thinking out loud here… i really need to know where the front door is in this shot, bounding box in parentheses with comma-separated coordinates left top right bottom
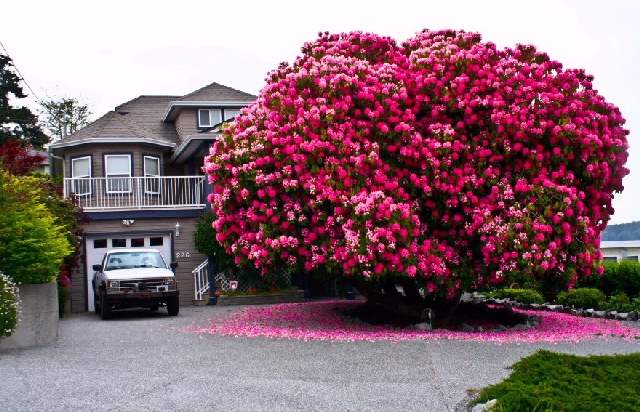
(85, 234, 172, 311)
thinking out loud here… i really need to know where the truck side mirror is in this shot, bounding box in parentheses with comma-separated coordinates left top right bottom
(170, 262, 178, 270)
(92, 264, 102, 271)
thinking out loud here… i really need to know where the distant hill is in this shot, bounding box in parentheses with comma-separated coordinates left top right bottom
(601, 221, 640, 241)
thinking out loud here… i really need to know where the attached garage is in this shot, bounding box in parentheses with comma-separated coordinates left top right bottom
(84, 232, 173, 311)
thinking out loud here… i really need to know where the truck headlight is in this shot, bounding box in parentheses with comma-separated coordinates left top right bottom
(108, 280, 120, 289)
(164, 278, 176, 286)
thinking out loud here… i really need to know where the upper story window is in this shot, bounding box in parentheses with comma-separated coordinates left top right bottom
(144, 155, 160, 194)
(198, 109, 222, 128)
(223, 109, 241, 121)
(105, 154, 132, 194)
(71, 156, 91, 196)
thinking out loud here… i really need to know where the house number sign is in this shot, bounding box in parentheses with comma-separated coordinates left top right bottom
(175, 251, 191, 259)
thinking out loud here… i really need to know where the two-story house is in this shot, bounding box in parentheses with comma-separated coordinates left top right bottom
(49, 82, 255, 312)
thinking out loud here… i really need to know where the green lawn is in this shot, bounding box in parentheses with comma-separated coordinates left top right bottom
(473, 350, 640, 411)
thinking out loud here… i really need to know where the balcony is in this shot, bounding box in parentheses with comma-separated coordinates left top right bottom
(63, 176, 207, 211)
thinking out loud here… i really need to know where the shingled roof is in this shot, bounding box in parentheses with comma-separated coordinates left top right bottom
(179, 81, 256, 102)
(50, 82, 255, 149)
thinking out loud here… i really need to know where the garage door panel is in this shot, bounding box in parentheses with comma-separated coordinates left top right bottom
(85, 234, 172, 311)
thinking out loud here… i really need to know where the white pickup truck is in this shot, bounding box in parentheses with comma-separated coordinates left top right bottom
(92, 249, 179, 319)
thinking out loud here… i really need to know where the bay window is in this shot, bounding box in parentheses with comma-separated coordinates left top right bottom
(144, 155, 161, 194)
(71, 156, 91, 195)
(105, 154, 132, 193)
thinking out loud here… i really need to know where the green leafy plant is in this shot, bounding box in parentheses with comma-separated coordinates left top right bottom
(473, 350, 640, 411)
(491, 288, 545, 304)
(194, 211, 234, 273)
(0, 171, 72, 284)
(556, 288, 606, 310)
(579, 260, 640, 298)
(0, 272, 19, 337)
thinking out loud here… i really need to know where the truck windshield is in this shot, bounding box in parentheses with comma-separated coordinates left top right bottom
(104, 251, 167, 270)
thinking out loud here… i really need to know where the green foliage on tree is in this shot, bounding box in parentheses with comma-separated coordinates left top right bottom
(194, 211, 234, 272)
(0, 272, 19, 337)
(41, 97, 90, 141)
(0, 171, 72, 284)
(0, 54, 48, 148)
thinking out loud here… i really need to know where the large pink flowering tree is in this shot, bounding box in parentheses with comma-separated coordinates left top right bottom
(204, 30, 629, 317)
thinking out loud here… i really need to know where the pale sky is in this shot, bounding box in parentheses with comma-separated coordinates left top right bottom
(2, 0, 638, 224)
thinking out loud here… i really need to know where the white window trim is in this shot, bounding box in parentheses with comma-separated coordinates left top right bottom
(198, 109, 222, 128)
(104, 154, 132, 194)
(71, 156, 92, 196)
(143, 155, 161, 195)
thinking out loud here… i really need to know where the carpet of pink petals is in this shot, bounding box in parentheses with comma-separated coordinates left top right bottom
(189, 301, 640, 343)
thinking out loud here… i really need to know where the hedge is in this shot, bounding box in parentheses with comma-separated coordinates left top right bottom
(578, 260, 640, 298)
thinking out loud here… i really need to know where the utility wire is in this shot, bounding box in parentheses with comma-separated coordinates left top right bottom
(0, 38, 66, 142)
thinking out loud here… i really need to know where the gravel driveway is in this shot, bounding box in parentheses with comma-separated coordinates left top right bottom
(1, 304, 639, 411)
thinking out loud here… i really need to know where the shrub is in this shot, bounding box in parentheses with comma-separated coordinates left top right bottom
(492, 288, 545, 304)
(204, 30, 628, 311)
(579, 260, 640, 298)
(557, 288, 606, 310)
(0, 171, 72, 284)
(0, 272, 20, 337)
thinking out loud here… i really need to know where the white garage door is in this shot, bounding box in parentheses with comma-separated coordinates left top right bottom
(85, 234, 172, 311)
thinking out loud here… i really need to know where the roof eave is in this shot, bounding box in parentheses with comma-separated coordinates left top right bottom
(49, 138, 176, 151)
(162, 100, 253, 122)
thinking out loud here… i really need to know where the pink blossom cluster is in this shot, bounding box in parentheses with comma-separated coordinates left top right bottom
(189, 301, 640, 343)
(204, 30, 629, 296)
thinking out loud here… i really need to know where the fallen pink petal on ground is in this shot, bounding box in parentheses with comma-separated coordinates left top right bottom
(188, 301, 640, 343)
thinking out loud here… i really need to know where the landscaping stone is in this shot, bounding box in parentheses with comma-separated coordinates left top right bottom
(546, 304, 563, 311)
(607, 311, 618, 319)
(413, 322, 432, 331)
(616, 313, 629, 321)
(585, 308, 595, 316)
(471, 399, 497, 412)
(0, 282, 58, 351)
(461, 323, 475, 332)
(628, 312, 639, 321)
(593, 311, 606, 318)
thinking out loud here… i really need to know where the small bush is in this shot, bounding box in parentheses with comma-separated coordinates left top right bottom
(0, 171, 72, 284)
(579, 260, 640, 298)
(0, 272, 20, 337)
(556, 288, 606, 310)
(492, 288, 545, 304)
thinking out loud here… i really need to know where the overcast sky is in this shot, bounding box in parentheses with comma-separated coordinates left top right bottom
(2, 0, 638, 224)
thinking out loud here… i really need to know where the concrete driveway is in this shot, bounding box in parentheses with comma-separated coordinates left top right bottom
(1, 304, 639, 411)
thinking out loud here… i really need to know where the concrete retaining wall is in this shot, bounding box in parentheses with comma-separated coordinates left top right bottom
(0, 283, 58, 351)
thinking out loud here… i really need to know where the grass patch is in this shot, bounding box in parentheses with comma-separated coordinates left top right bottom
(474, 350, 640, 411)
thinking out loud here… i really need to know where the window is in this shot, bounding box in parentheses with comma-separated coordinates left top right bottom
(112, 238, 126, 248)
(105, 251, 166, 270)
(131, 238, 145, 247)
(105, 154, 132, 193)
(71, 156, 91, 195)
(144, 156, 161, 194)
(603, 256, 618, 262)
(223, 109, 241, 121)
(93, 239, 107, 249)
(623, 256, 639, 262)
(149, 237, 164, 247)
(198, 109, 222, 127)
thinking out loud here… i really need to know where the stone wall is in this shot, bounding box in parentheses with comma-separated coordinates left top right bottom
(0, 283, 58, 351)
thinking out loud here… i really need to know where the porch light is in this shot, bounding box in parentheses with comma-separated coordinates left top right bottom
(175, 222, 181, 237)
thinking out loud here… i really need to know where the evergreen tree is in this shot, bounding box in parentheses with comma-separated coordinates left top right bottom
(0, 53, 48, 148)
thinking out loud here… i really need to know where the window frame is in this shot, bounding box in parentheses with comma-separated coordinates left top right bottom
(197, 109, 222, 128)
(70, 155, 92, 196)
(143, 155, 161, 195)
(223, 108, 241, 121)
(104, 154, 133, 194)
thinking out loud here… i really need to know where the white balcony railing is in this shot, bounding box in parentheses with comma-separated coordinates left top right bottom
(63, 176, 207, 211)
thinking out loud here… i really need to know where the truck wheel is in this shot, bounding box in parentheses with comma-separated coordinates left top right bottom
(100, 292, 112, 320)
(167, 297, 179, 316)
